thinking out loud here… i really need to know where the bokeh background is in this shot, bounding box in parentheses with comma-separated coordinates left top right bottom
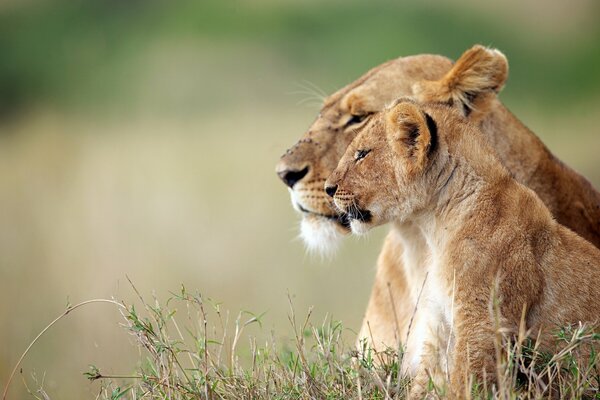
(1, 0, 599, 397)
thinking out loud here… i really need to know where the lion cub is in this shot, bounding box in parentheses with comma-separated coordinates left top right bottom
(325, 99, 600, 397)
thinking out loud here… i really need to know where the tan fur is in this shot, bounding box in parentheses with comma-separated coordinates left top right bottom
(413, 45, 600, 248)
(276, 45, 600, 356)
(276, 54, 453, 224)
(412, 45, 508, 119)
(327, 99, 600, 398)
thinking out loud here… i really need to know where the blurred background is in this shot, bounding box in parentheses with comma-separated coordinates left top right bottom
(1, 0, 599, 397)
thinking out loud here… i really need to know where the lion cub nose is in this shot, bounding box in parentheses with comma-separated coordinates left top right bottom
(277, 166, 309, 188)
(325, 184, 338, 197)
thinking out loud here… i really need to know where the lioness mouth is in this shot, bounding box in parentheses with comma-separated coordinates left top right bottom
(298, 204, 352, 229)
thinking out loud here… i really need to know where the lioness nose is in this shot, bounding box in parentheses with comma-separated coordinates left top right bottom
(277, 166, 309, 188)
(325, 184, 337, 197)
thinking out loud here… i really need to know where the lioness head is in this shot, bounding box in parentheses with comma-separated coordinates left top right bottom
(276, 54, 453, 253)
(277, 45, 509, 254)
(325, 99, 467, 232)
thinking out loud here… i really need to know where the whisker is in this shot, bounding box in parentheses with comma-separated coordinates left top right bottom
(299, 79, 328, 99)
(326, 199, 342, 214)
(285, 80, 329, 112)
(286, 84, 325, 110)
(287, 89, 323, 99)
(296, 98, 325, 108)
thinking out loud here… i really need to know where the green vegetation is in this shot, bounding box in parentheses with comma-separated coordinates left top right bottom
(1, 0, 599, 116)
(8, 285, 600, 399)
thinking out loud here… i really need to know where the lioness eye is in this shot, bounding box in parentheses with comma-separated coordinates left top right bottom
(345, 114, 366, 127)
(355, 149, 371, 161)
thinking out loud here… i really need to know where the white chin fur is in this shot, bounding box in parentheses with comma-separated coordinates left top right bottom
(350, 219, 371, 236)
(300, 216, 344, 257)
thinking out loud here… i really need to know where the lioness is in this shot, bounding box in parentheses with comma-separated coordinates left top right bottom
(325, 98, 600, 398)
(276, 45, 600, 353)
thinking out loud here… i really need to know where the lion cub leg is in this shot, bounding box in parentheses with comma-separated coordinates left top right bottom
(448, 300, 498, 398)
(408, 318, 452, 399)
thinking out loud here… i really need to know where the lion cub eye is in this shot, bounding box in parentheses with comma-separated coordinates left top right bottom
(355, 149, 371, 161)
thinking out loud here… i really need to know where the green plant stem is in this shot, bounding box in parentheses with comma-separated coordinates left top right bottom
(2, 299, 126, 400)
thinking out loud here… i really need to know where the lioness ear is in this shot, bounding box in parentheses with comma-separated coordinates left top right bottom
(386, 100, 437, 174)
(412, 45, 508, 116)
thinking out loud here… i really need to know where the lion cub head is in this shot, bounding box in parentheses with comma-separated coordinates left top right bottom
(325, 99, 464, 233)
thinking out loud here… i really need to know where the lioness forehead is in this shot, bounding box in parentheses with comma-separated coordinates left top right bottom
(322, 54, 453, 111)
(322, 58, 398, 109)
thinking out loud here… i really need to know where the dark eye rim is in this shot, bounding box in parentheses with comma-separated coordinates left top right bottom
(355, 149, 371, 161)
(345, 113, 372, 127)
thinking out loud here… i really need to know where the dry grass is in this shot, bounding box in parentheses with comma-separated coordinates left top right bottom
(7, 282, 600, 400)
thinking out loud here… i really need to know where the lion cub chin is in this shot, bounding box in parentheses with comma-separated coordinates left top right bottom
(325, 98, 600, 398)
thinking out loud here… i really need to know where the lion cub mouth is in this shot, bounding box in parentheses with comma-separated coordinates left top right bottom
(346, 206, 372, 223)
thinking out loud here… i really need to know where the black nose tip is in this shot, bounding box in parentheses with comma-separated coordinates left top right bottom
(325, 184, 337, 197)
(277, 166, 309, 188)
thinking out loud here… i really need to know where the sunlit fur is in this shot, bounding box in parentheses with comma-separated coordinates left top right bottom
(299, 215, 343, 257)
(277, 45, 600, 358)
(276, 53, 454, 253)
(348, 219, 370, 236)
(413, 45, 600, 247)
(328, 99, 600, 398)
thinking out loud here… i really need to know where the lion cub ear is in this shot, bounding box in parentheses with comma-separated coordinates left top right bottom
(386, 100, 437, 174)
(412, 45, 508, 117)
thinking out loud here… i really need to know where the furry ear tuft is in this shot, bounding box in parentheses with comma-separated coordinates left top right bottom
(412, 45, 508, 114)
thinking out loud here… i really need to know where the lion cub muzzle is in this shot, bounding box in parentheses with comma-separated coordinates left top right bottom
(328, 187, 372, 223)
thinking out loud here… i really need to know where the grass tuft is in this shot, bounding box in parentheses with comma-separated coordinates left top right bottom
(7, 284, 600, 399)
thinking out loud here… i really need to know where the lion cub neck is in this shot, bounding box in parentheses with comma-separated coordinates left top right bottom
(413, 44, 600, 248)
(412, 114, 541, 256)
(384, 101, 600, 396)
